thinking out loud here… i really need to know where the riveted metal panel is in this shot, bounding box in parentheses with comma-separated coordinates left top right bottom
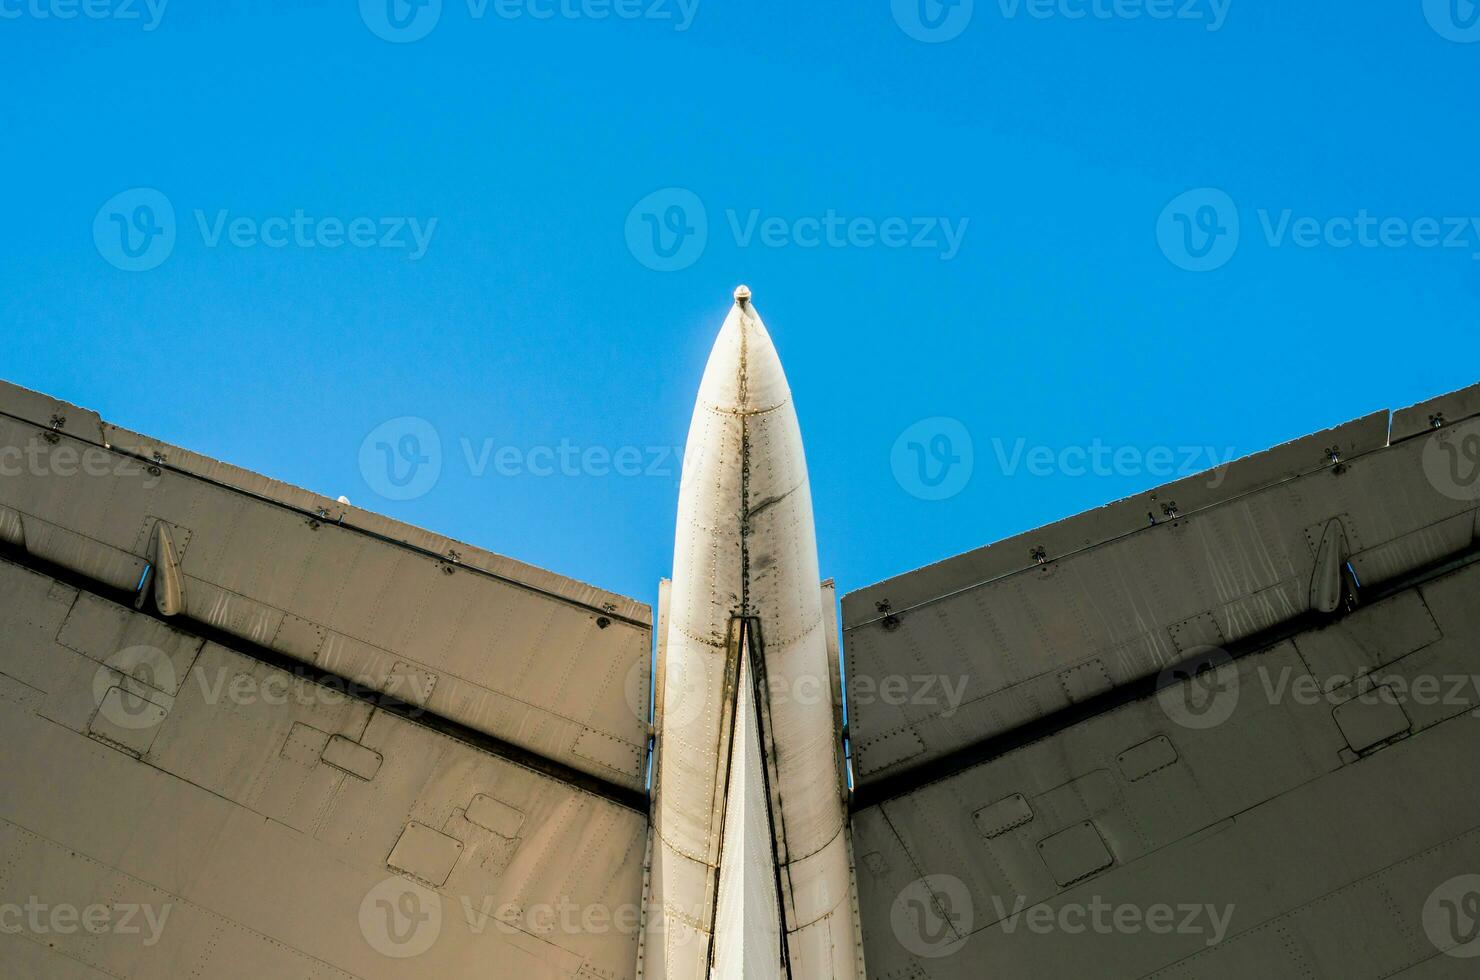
(0, 382, 654, 793)
(321, 735, 382, 780)
(1391, 381, 1480, 442)
(1036, 821, 1113, 887)
(852, 558, 1480, 979)
(0, 379, 106, 445)
(387, 821, 465, 887)
(466, 794, 525, 838)
(1332, 686, 1411, 753)
(843, 398, 1479, 794)
(0, 559, 649, 978)
(1116, 735, 1179, 782)
(972, 795, 1034, 840)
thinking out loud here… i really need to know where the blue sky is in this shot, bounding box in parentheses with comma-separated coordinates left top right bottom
(3, 1, 1478, 607)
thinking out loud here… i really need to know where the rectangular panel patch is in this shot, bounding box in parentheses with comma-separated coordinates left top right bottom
(89, 687, 168, 756)
(1333, 686, 1410, 753)
(1169, 611, 1224, 653)
(1037, 821, 1114, 887)
(57, 591, 202, 694)
(388, 822, 464, 887)
(321, 735, 382, 780)
(386, 661, 438, 707)
(280, 722, 330, 767)
(1117, 735, 1179, 781)
(973, 794, 1034, 839)
(1296, 590, 1442, 682)
(466, 794, 524, 839)
(572, 730, 642, 776)
(271, 614, 327, 662)
(856, 728, 926, 775)
(1059, 659, 1112, 704)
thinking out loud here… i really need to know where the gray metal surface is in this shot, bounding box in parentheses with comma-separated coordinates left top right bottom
(851, 560, 1480, 977)
(845, 385, 1480, 977)
(0, 557, 647, 978)
(844, 399, 1478, 792)
(0, 381, 652, 794)
(0, 378, 656, 977)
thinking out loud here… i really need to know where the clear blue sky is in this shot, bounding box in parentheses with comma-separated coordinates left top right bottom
(4, 1, 1477, 607)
